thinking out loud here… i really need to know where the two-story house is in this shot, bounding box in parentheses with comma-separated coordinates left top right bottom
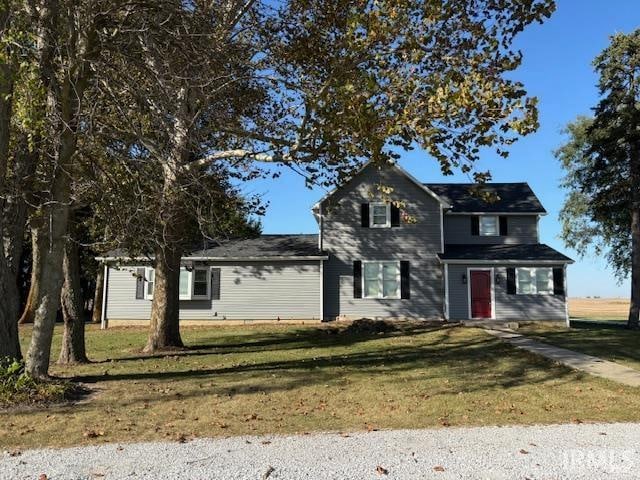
(97, 161, 573, 326)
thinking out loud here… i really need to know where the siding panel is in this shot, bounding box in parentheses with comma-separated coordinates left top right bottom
(443, 215, 538, 244)
(322, 164, 444, 319)
(106, 261, 321, 321)
(447, 264, 566, 321)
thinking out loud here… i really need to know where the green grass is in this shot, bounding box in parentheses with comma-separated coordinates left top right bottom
(518, 322, 640, 371)
(4, 322, 640, 450)
(0, 360, 74, 408)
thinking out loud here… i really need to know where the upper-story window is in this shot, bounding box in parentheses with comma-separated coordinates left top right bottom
(370, 203, 391, 228)
(479, 215, 499, 236)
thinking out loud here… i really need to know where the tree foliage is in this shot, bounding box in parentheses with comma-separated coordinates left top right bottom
(557, 30, 640, 327)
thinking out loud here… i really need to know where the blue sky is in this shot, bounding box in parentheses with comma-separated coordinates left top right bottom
(245, 0, 638, 298)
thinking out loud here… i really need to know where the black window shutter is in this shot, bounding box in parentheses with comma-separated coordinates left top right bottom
(390, 204, 401, 227)
(506, 268, 516, 294)
(361, 203, 370, 228)
(353, 261, 362, 298)
(499, 216, 508, 236)
(471, 216, 480, 236)
(211, 268, 221, 300)
(135, 268, 145, 299)
(400, 261, 410, 299)
(553, 267, 565, 295)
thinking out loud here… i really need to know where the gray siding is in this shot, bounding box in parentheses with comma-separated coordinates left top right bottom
(447, 264, 566, 321)
(443, 215, 538, 244)
(105, 260, 321, 321)
(322, 164, 444, 319)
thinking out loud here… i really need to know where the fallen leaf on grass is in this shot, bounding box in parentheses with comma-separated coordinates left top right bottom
(433, 465, 445, 472)
(83, 430, 105, 439)
(175, 433, 188, 443)
(376, 466, 389, 475)
(262, 466, 275, 479)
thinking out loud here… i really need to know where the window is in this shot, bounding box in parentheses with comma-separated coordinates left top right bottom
(192, 268, 210, 299)
(370, 203, 390, 228)
(145, 268, 155, 299)
(179, 270, 191, 300)
(479, 216, 498, 236)
(144, 266, 211, 300)
(516, 267, 553, 295)
(363, 261, 400, 299)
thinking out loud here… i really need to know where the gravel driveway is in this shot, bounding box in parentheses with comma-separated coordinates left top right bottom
(2, 423, 639, 479)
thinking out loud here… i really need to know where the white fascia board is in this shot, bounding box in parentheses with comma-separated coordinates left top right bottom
(438, 258, 574, 265)
(445, 211, 547, 216)
(96, 255, 329, 262)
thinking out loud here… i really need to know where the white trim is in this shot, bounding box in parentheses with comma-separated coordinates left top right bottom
(369, 202, 391, 228)
(362, 260, 401, 299)
(514, 267, 553, 295)
(145, 267, 155, 300)
(191, 267, 211, 300)
(440, 259, 574, 265)
(445, 211, 547, 216)
(96, 255, 329, 262)
(443, 263, 450, 320)
(564, 264, 570, 327)
(439, 203, 444, 253)
(311, 160, 450, 210)
(100, 264, 109, 330)
(467, 267, 495, 320)
(319, 260, 324, 321)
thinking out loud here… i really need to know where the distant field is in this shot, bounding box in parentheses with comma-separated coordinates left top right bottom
(569, 297, 629, 320)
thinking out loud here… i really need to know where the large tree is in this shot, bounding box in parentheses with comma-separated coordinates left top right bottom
(557, 30, 640, 329)
(93, 0, 554, 352)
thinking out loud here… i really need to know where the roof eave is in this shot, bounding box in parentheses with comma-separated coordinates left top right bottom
(437, 258, 574, 265)
(95, 255, 328, 262)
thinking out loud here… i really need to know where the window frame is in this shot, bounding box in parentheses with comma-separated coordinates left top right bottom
(144, 267, 155, 300)
(191, 267, 211, 300)
(144, 266, 211, 300)
(369, 202, 391, 228)
(479, 215, 499, 236)
(362, 261, 401, 299)
(515, 267, 553, 295)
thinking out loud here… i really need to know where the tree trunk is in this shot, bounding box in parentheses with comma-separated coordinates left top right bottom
(58, 235, 88, 364)
(0, 10, 20, 362)
(91, 264, 104, 324)
(25, 128, 74, 378)
(19, 226, 45, 324)
(628, 152, 640, 329)
(144, 246, 184, 352)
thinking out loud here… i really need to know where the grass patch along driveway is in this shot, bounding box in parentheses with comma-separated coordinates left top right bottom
(4, 322, 640, 450)
(518, 322, 640, 371)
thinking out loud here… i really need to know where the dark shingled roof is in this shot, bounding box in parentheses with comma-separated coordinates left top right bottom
(425, 183, 546, 214)
(438, 244, 573, 263)
(188, 234, 322, 258)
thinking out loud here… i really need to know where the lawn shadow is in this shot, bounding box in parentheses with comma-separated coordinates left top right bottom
(73, 324, 581, 406)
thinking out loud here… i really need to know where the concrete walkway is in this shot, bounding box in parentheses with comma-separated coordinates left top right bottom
(485, 328, 640, 387)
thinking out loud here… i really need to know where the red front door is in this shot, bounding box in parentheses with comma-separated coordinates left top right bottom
(470, 270, 492, 319)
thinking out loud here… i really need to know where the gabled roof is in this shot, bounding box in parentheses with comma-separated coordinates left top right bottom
(438, 244, 573, 264)
(313, 161, 449, 210)
(97, 234, 325, 261)
(189, 234, 322, 259)
(425, 183, 546, 214)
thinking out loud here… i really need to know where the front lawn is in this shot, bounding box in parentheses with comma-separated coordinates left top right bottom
(517, 322, 640, 371)
(4, 322, 640, 449)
